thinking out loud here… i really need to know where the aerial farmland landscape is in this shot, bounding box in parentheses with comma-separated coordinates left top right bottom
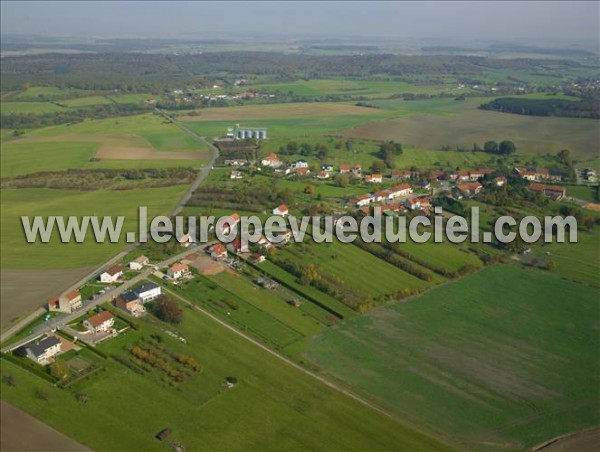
(0, 1, 599, 451)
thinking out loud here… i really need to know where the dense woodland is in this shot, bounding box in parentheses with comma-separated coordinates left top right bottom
(479, 94, 600, 119)
(0, 52, 585, 92)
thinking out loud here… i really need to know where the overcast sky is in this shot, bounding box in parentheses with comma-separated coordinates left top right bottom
(1, 1, 598, 44)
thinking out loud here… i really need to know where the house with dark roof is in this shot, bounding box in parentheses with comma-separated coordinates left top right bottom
(115, 291, 146, 317)
(24, 336, 61, 365)
(132, 282, 161, 303)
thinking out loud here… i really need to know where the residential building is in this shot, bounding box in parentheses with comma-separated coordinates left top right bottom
(261, 153, 282, 167)
(167, 263, 190, 280)
(494, 176, 506, 187)
(316, 171, 330, 180)
(209, 243, 228, 260)
(529, 183, 566, 200)
(84, 311, 114, 334)
(230, 170, 244, 179)
(24, 336, 61, 365)
(351, 164, 362, 176)
(99, 265, 123, 283)
(48, 289, 82, 313)
(339, 164, 351, 174)
(295, 167, 311, 177)
(365, 174, 383, 183)
(115, 292, 145, 317)
(227, 238, 249, 254)
(249, 253, 266, 264)
(132, 282, 161, 303)
(129, 255, 149, 271)
(273, 204, 289, 216)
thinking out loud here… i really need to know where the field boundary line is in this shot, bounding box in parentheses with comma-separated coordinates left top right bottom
(162, 285, 457, 449)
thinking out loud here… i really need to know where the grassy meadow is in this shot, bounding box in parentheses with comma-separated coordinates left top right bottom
(306, 265, 600, 450)
(0, 185, 188, 269)
(0, 296, 447, 451)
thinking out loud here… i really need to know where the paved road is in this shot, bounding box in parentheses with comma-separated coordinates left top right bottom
(2, 248, 199, 352)
(1, 110, 219, 344)
(155, 108, 220, 217)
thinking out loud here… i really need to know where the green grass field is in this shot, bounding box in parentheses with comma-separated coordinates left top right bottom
(337, 98, 599, 160)
(0, 185, 188, 269)
(1, 102, 66, 114)
(10, 86, 91, 101)
(59, 96, 112, 108)
(0, 298, 447, 451)
(277, 239, 433, 298)
(306, 265, 600, 450)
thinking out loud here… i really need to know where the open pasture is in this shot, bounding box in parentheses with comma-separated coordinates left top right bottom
(0, 297, 446, 451)
(1, 102, 66, 114)
(306, 265, 600, 450)
(0, 185, 188, 270)
(337, 98, 599, 159)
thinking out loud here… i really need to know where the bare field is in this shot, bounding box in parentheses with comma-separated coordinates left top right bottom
(180, 102, 382, 121)
(0, 267, 93, 328)
(538, 426, 600, 451)
(0, 401, 90, 452)
(337, 109, 599, 159)
(14, 134, 210, 161)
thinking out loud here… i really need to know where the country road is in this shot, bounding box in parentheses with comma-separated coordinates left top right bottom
(2, 248, 200, 352)
(0, 110, 218, 343)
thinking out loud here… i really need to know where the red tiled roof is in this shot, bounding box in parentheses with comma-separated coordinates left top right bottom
(265, 153, 278, 159)
(65, 289, 80, 301)
(170, 263, 189, 272)
(277, 204, 288, 212)
(529, 183, 565, 193)
(211, 244, 227, 254)
(87, 310, 113, 327)
(107, 265, 122, 276)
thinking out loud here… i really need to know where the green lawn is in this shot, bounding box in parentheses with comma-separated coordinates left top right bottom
(0, 299, 447, 451)
(1, 102, 66, 114)
(306, 265, 600, 450)
(277, 239, 432, 299)
(11, 86, 91, 101)
(1, 185, 188, 269)
(59, 96, 112, 108)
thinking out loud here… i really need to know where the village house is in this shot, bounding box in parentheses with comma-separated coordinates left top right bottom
(351, 194, 375, 207)
(321, 164, 334, 172)
(257, 235, 274, 249)
(132, 282, 162, 303)
(209, 243, 228, 260)
(391, 169, 412, 180)
(295, 167, 311, 177)
(514, 167, 562, 182)
(404, 196, 431, 211)
(290, 160, 309, 169)
(351, 164, 363, 177)
(114, 292, 145, 317)
(229, 170, 244, 180)
(249, 253, 266, 264)
(365, 174, 383, 183)
(414, 180, 431, 190)
(223, 158, 248, 166)
(84, 311, 114, 334)
(99, 265, 123, 283)
(48, 289, 82, 313)
(529, 183, 566, 200)
(469, 168, 493, 180)
(316, 170, 330, 180)
(494, 176, 507, 187)
(339, 164, 351, 174)
(23, 336, 62, 365)
(274, 166, 292, 175)
(457, 182, 484, 196)
(455, 170, 471, 182)
(261, 153, 282, 168)
(222, 213, 241, 235)
(167, 263, 190, 280)
(387, 184, 413, 200)
(178, 233, 193, 247)
(128, 255, 149, 271)
(272, 204, 289, 216)
(227, 238, 249, 254)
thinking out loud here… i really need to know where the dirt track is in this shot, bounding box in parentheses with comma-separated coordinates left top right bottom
(1, 401, 90, 451)
(535, 426, 600, 451)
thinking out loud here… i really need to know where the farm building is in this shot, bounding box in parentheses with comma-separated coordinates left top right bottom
(227, 124, 267, 140)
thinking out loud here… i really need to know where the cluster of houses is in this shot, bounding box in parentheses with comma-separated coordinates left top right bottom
(168, 89, 275, 106)
(513, 167, 563, 182)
